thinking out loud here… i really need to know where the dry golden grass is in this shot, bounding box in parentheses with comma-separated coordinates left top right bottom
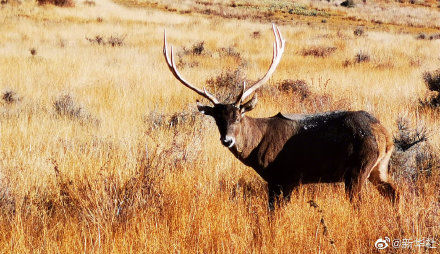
(0, 0, 439, 253)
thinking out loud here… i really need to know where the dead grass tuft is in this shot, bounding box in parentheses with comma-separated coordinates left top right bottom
(302, 46, 337, 58)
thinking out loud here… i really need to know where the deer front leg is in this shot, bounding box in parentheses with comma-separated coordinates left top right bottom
(268, 183, 282, 211)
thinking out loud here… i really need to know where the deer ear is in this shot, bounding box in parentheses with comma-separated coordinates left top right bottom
(240, 94, 257, 114)
(197, 101, 213, 115)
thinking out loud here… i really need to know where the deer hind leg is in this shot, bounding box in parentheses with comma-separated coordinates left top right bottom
(368, 146, 399, 204)
(344, 146, 379, 204)
(344, 171, 368, 204)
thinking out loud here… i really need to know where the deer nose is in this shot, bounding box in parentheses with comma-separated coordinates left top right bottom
(221, 136, 235, 148)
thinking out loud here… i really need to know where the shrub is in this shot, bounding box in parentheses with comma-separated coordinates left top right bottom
(342, 51, 371, 67)
(144, 109, 200, 131)
(277, 79, 311, 100)
(353, 27, 364, 36)
(340, 0, 355, 8)
(218, 46, 241, 58)
(420, 69, 440, 108)
(86, 34, 126, 47)
(206, 69, 246, 103)
(144, 109, 207, 164)
(354, 51, 370, 63)
(54, 94, 82, 119)
(144, 110, 167, 131)
(29, 48, 37, 56)
(179, 10, 192, 14)
(302, 93, 351, 113)
(391, 117, 438, 183)
(251, 31, 261, 39)
(272, 79, 351, 113)
(2, 90, 20, 104)
(180, 41, 206, 56)
(53, 94, 99, 125)
(107, 35, 126, 47)
(86, 35, 105, 45)
(423, 69, 440, 92)
(416, 33, 426, 40)
(216, 46, 245, 67)
(342, 59, 352, 67)
(37, 0, 74, 7)
(83, 0, 95, 6)
(286, 5, 329, 16)
(428, 34, 440, 40)
(191, 41, 204, 55)
(393, 117, 428, 151)
(302, 46, 337, 58)
(414, 33, 440, 40)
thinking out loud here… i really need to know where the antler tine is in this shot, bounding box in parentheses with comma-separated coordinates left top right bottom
(241, 24, 285, 101)
(163, 30, 219, 104)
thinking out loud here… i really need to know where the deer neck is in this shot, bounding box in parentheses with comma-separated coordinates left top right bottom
(229, 116, 267, 161)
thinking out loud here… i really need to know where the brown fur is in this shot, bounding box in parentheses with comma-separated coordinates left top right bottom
(200, 103, 398, 210)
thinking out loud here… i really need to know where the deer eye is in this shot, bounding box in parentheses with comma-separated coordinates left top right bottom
(233, 113, 240, 122)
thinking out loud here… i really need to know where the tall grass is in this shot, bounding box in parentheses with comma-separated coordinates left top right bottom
(0, 0, 439, 253)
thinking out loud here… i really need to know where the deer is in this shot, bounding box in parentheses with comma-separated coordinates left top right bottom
(163, 25, 398, 210)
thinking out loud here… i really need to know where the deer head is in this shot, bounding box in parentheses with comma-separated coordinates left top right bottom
(163, 25, 285, 147)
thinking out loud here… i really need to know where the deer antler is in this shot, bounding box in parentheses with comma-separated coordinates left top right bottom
(234, 81, 246, 107)
(240, 24, 285, 101)
(163, 30, 219, 104)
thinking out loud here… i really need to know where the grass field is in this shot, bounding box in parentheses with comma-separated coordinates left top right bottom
(0, 0, 440, 253)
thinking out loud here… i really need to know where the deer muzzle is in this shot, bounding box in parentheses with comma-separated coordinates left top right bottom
(221, 136, 236, 148)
